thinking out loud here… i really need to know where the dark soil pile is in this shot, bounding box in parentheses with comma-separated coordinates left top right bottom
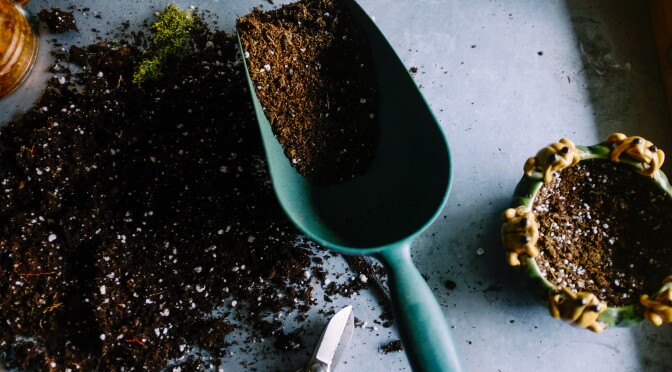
(0, 9, 385, 371)
(237, 0, 379, 183)
(533, 160, 672, 306)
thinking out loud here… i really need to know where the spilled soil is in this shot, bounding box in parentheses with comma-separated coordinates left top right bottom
(0, 7, 387, 370)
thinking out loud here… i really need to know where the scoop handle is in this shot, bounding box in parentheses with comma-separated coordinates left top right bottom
(376, 243, 463, 372)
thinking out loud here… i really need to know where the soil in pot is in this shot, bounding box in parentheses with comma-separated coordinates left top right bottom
(237, 0, 379, 183)
(532, 160, 672, 307)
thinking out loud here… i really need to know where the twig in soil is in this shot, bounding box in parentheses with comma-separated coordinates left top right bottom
(125, 338, 147, 347)
(44, 302, 63, 314)
(19, 271, 57, 277)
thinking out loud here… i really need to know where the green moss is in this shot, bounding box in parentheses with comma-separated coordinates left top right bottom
(132, 4, 194, 87)
(133, 57, 164, 85)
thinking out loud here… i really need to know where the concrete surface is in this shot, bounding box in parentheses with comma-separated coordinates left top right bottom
(2, 0, 672, 371)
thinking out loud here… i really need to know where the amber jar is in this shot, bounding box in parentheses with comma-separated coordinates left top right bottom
(0, 0, 38, 99)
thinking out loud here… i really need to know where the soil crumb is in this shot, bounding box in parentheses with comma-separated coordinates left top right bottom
(0, 6, 385, 370)
(38, 7, 78, 33)
(382, 339, 404, 354)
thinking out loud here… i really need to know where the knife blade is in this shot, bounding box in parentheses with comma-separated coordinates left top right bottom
(305, 305, 354, 372)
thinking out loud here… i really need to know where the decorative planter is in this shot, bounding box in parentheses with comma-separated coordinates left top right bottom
(502, 133, 672, 332)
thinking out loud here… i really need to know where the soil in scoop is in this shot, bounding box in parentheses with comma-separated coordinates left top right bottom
(533, 160, 672, 306)
(237, 0, 379, 183)
(0, 8, 384, 371)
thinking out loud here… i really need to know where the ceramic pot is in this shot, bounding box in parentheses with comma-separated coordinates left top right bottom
(503, 133, 672, 332)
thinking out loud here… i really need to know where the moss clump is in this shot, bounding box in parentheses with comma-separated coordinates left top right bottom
(132, 4, 194, 87)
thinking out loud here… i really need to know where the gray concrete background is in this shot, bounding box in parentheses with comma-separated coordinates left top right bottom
(2, 0, 672, 371)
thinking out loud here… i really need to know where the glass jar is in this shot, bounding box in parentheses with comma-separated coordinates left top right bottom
(0, 0, 38, 99)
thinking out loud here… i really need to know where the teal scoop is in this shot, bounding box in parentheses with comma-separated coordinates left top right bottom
(237, 1, 463, 370)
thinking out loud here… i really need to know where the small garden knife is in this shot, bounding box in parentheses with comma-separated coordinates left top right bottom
(302, 305, 354, 372)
